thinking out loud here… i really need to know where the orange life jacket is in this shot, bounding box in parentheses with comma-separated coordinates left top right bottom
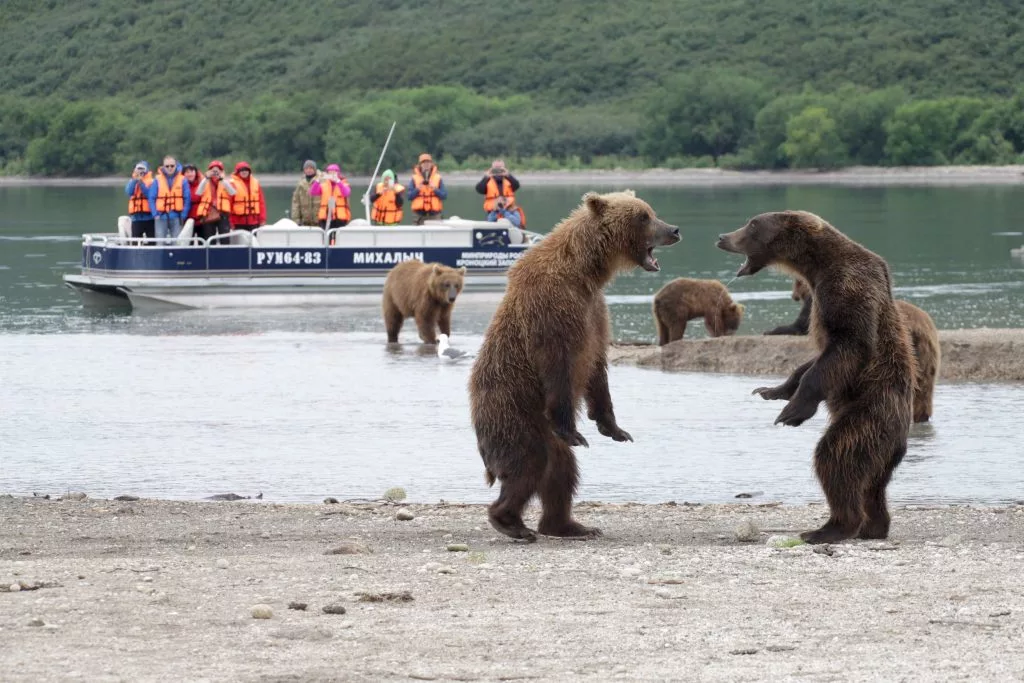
(372, 182, 405, 225)
(411, 166, 443, 213)
(154, 172, 186, 213)
(483, 176, 517, 212)
(318, 179, 352, 222)
(128, 173, 152, 214)
(230, 174, 262, 217)
(197, 179, 233, 218)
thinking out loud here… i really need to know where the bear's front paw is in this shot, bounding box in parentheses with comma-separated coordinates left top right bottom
(753, 385, 790, 401)
(554, 427, 589, 448)
(597, 421, 633, 443)
(774, 399, 817, 427)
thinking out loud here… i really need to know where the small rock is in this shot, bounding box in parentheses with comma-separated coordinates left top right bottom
(322, 603, 347, 615)
(288, 602, 308, 611)
(215, 559, 230, 569)
(27, 618, 45, 627)
(647, 574, 684, 585)
(446, 543, 469, 552)
(730, 648, 758, 655)
(323, 497, 339, 504)
(396, 509, 415, 521)
(734, 491, 763, 499)
(657, 544, 672, 555)
(436, 566, 455, 575)
(734, 520, 760, 542)
(64, 492, 88, 501)
(384, 487, 407, 502)
(9, 583, 22, 592)
(355, 590, 413, 603)
(325, 542, 371, 555)
(113, 495, 140, 502)
(765, 644, 796, 652)
(141, 576, 153, 583)
(251, 604, 273, 619)
(813, 544, 835, 557)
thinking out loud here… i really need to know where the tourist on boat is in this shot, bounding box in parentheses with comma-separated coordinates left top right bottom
(229, 161, 266, 232)
(369, 169, 405, 226)
(487, 195, 525, 229)
(290, 159, 320, 227)
(309, 163, 351, 230)
(476, 159, 520, 213)
(182, 164, 204, 236)
(195, 160, 235, 241)
(407, 153, 447, 225)
(150, 156, 191, 240)
(124, 160, 155, 240)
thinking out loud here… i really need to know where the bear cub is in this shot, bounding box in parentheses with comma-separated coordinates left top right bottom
(381, 260, 466, 344)
(652, 277, 745, 344)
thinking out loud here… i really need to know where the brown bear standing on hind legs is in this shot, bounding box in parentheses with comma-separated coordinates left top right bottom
(469, 191, 680, 541)
(770, 276, 941, 422)
(381, 260, 466, 344)
(717, 210, 914, 543)
(652, 277, 745, 344)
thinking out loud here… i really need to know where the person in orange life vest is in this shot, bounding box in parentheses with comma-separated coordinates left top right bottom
(475, 158, 520, 213)
(488, 195, 525, 229)
(229, 161, 266, 231)
(309, 163, 352, 232)
(194, 160, 237, 241)
(149, 156, 191, 240)
(124, 160, 155, 240)
(369, 169, 405, 225)
(407, 153, 448, 225)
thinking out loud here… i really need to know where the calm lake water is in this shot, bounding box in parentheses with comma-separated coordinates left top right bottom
(1, 183, 1022, 504)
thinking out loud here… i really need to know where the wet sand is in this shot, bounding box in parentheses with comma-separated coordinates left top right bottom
(2, 495, 1024, 682)
(609, 328, 1024, 382)
(4, 164, 1024, 188)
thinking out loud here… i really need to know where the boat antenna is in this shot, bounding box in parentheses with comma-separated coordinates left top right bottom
(363, 121, 397, 223)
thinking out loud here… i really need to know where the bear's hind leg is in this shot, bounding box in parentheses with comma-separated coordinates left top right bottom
(858, 442, 907, 539)
(489, 478, 540, 542)
(537, 440, 601, 539)
(383, 297, 404, 343)
(486, 437, 544, 542)
(802, 417, 873, 544)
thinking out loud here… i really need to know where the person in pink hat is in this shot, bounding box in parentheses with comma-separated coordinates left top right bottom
(310, 163, 352, 238)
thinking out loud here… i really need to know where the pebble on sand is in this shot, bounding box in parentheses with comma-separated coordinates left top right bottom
(322, 603, 347, 615)
(9, 583, 22, 592)
(446, 543, 469, 552)
(396, 509, 415, 521)
(734, 520, 761, 542)
(215, 559, 229, 569)
(251, 605, 273, 619)
(28, 618, 45, 627)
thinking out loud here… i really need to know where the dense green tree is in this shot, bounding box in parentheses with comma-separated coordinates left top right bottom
(782, 106, 847, 169)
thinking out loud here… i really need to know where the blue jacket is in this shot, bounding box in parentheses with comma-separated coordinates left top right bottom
(148, 163, 191, 220)
(406, 174, 448, 205)
(124, 176, 154, 222)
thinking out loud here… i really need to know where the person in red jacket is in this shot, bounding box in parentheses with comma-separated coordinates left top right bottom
(182, 164, 204, 235)
(229, 161, 266, 231)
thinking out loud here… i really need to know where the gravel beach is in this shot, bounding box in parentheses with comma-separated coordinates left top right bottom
(3, 495, 1024, 682)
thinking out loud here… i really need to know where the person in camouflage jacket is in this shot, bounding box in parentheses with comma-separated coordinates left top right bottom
(291, 159, 321, 226)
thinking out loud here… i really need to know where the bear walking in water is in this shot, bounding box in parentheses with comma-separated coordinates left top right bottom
(470, 191, 680, 541)
(652, 277, 745, 344)
(770, 276, 940, 422)
(381, 260, 466, 344)
(717, 211, 914, 544)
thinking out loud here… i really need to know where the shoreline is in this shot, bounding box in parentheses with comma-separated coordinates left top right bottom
(3, 164, 1024, 189)
(3, 494, 1024, 681)
(609, 328, 1024, 382)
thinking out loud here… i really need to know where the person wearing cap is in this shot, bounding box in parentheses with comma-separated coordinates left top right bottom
(475, 159, 520, 214)
(407, 153, 448, 225)
(195, 160, 236, 241)
(229, 161, 266, 231)
(369, 169, 405, 226)
(309, 163, 352, 237)
(124, 160, 155, 240)
(290, 160, 320, 227)
(149, 155, 191, 240)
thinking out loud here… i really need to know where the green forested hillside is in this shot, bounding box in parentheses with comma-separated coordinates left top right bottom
(3, 0, 1024, 175)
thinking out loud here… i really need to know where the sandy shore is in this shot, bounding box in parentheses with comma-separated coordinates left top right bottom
(2, 495, 1024, 682)
(609, 328, 1024, 382)
(4, 165, 1024, 188)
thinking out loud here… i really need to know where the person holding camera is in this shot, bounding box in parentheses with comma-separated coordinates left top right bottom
(407, 153, 448, 225)
(194, 160, 236, 242)
(369, 169, 405, 226)
(124, 160, 155, 240)
(229, 161, 266, 232)
(476, 158, 520, 214)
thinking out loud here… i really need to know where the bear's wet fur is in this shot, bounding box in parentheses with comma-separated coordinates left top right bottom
(381, 260, 465, 344)
(469, 190, 680, 541)
(718, 210, 914, 544)
(652, 278, 745, 344)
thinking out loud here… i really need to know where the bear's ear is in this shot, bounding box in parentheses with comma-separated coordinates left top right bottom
(584, 192, 608, 217)
(432, 264, 442, 275)
(734, 303, 746, 314)
(622, 189, 636, 198)
(458, 266, 466, 275)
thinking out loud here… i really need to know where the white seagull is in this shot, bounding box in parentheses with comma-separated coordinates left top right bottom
(437, 334, 472, 362)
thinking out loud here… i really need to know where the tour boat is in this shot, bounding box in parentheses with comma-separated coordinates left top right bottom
(62, 216, 542, 312)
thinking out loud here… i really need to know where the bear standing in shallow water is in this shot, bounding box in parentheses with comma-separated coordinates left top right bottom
(717, 210, 914, 544)
(381, 260, 465, 344)
(469, 191, 680, 541)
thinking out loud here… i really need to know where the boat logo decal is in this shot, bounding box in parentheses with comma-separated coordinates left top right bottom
(92, 251, 102, 265)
